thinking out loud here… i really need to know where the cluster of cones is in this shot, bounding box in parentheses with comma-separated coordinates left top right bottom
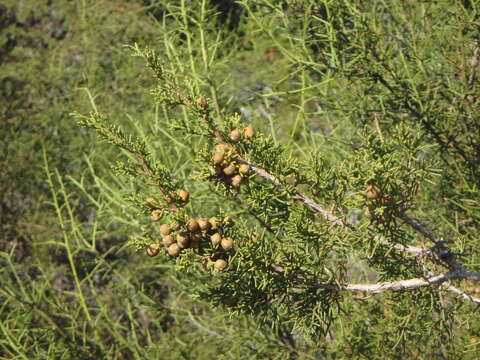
(210, 125, 256, 187)
(146, 216, 235, 271)
(144, 125, 257, 271)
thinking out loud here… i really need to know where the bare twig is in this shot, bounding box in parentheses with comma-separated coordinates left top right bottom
(244, 158, 458, 272)
(441, 284, 480, 304)
(313, 269, 480, 293)
(242, 158, 466, 268)
(391, 243, 431, 256)
(272, 264, 480, 301)
(396, 212, 442, 245)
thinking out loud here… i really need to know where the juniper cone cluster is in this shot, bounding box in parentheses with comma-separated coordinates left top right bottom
(147, 214, 235, 271)
(144, 188, 235, 270)
(209, 125, 254, 187)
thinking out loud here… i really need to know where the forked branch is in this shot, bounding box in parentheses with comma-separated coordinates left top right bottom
(239, 159, 480, 303)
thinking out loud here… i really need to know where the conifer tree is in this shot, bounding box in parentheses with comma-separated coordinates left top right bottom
(75, 0, 480, 358)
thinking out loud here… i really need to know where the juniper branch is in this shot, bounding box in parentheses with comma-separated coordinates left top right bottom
(272, 263, 480, 303)
(312, 269, 480, 294)
(240, 156, 470, 274)
(232, 152, 480, 303)
(397, 212, 465, 272)
(74, 111, 177, 199)
(241, 160, 355, 230)
(441, 284, 480, 304)
(130, 46, 480, 303)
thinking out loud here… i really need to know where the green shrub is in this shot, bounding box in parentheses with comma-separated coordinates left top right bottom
(2, 0, 480, 359)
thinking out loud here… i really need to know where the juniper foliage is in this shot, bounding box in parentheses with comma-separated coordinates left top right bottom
(76, 1, 480, 358)
(3, 0, 479, 359)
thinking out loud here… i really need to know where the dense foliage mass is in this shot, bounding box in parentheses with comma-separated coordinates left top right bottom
(2, 1, 480, 359)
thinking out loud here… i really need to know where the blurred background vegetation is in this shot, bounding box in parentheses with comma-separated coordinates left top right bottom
(1, 0, 479, 359)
